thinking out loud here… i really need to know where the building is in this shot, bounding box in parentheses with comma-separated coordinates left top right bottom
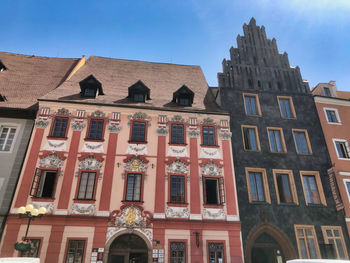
(0, 56, 243, 262)
(312, 81, 350, 238)
(214, 18, 350, 262)
(0, 52, 81, 240)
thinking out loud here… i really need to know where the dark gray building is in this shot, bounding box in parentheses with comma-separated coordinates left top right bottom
(214, 18, 350, 262)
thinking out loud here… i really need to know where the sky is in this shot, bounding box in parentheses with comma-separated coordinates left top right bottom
(1, 0, 350, 90)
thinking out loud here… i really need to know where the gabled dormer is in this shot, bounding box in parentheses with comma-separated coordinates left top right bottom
(79, 75, 104, 98)
(0, 60, 7, 72)
(173, 85, 194, 107)
(128, 80, 150, 103)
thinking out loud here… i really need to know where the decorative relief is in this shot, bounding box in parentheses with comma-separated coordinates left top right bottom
(43, 140, 67, 151)
(219, 131, 232, 140)
(124, 157, 148, 172)
(71, 121, 86, 131)
(129, 112, 151, 121)
(199, 147, 221, 159)
(167, 146, 188, 157)
(82, 142, 104, 153)
(201, 162, 222, 176)
(71, 203, 95, 215)
(106, 227, 153, 244)
(108, 124, 122, 133)
(187, 128, 200, 138)
(78, 157, 102, 170)
(201, 117, 216, 125)
(32, 202, 54, 213)
(171, 115, 185, 123)
(167, 161, 188, 174)
(56, 108, 71, 115)
(202, 208, 225, 220)
(90, 110, 105, 117)
(109, 206, 152, 228)
(156, 127, 169, 136)
(126, 144, 148, 156)
(166, 207, 189, 218)
(40, 154, 64, 168)
(35, 119, 50, 129)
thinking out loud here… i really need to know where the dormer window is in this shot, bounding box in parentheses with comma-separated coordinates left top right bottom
(324, 87, 332, 97)
(173, 85, 194, 107)
(128, 80, 150, 103)
(79, 75, 103, 98)
(0, 61, 7, 72)
(0, 94, 7, 102)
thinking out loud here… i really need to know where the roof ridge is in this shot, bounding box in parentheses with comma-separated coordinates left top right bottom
(0, 51, 79, 60)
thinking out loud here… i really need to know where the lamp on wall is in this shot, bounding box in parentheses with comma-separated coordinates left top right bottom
(17, 204, 47, 241)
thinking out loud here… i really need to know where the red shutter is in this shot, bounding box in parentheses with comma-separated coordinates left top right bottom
(219, 177, 225, 204)
(202, 177, 207, 204)
(30, 168, 41, 197)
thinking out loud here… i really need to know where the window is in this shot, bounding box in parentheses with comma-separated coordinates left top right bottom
(170, 175, 185, 203)
(294, 225, 320, 259)
(50, 117, 68, 138)
(208, 242, 225, 263)
(87, 119, 104, 140)
(128, 80, 150, 103)
(203, 177, 225, 205)
(173, 85, 194, 107)
(202, 126, 216, 146)
(321, 226, 348, 259)
(65, 240, 85, 263)
(77, 172, 96, 200)
(325, 109, 340, 124)
(243, 93, 261, 116)
(171, 124, 185, 144)
(344, 179, 350, 201)
(242, 126, 260, 151)
(278, 96, 296, 118)
(178, 96, 190, 106)
(83, 88, 96, 98)
(293, 129, 312, 154)
(300, 171, 326, 206)
(133, 93, 145, 102)
(324, 87, 332, 97)
(30, 170, 57, 198)
(272, 170, 298, 204)
(245, 168, 270, 203)
(170, 242, 186, 263)
(267, 128, 286, 153)
(333, 140, 349, 159)
(131, 121, 146, 142)
(20, 239, 40, 257)
(0, 126, 16, 151)
(125, 173, 142, 201)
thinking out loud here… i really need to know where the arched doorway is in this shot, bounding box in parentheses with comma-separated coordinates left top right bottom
(108, 234, 149, 263)
(251, 233, 284, 263)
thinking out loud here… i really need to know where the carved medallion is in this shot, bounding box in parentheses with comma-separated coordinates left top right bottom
(124, 157, 147, 172)
(201, 162, 222, 176)
(167, 161, 188, 174)
(78, 157, 102, 170)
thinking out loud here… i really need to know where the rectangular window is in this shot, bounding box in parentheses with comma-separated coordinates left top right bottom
(293, 129, 312, 154)
(0, 126, 16, 151)
(202, 126, 216, 146)
(51, 117, 68, 138)
(77, 172, 96, 200)
(325, 110, 339, 123)
(243, 93, 261, 116)
(242, 126, 259, 151)
(87, 119, 104, 140)
(125, 174, 142, 201)
(170, 242, 186, 263)
(20, 239, 40, 257)
(208, 242, 225, 263)
(344, 180, 350, 201)
(133, 93, 145, 102)
(324, 87, 332, 97)
(294, 225, 320, 259)
(179, 96, 190, 106)
(131, 121, 146, 142)
(246, 168, 270, 203)
(334, 140, 349, 159)
(267, 128, 286, 153)
(203, 177, 225, 205)
(171, 124, 184, 144)
(300, 171, 326, 206)
(31, 170, 57, 198)
(65, 240, 85, 263)
(278, 96, 296, 118)
(321, 226, 348, 259)
(170, 175, 185, 203)
(273, 170, 298, 204)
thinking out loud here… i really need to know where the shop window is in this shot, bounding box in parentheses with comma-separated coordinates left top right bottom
(245, 168, 270, 203)
(130, 121, 146, 142)
(242, 125, 260, 151)
(272, 170, 298, 205)
(203, 177, 225, 205)
(243, 93, 261, 116)
(294, 225, 320, 259)
(50, 117, 68, 138)
(87, 119, 104, 140)
(300, 171, 326, 206)
(202, 126, 216, 146)
(208, 242, 225, 263)
(171, 124, 185, 144)
(267, 127, 286, 153)
(77, 172, 96, 200)
(333, 139, 350, 159)
(292, 129, 312, 154)
(170, 242, 186, 263)
(30, 170, 57, 198)
(321, 226, 348, 259)
(0, 126, 16, 151)
(125, 173, 142, 202)
(65, 240, 85, 263)
(20, 239, 40, 257)
(170, 175, 185, 203)
(278, 96, 296, 119)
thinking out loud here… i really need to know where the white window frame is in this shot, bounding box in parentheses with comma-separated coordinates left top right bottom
(332, 138, 350, 161)
(0, 124, 19, 153)
(323, 107, 341, 125)
(343, 178, 350, 202)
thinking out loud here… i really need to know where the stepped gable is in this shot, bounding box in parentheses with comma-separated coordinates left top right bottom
(217, 17, 310, 94)
(41, 56, 221, 112)
(0, 51, 79, 109)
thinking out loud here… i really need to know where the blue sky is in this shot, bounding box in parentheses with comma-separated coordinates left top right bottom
(1, 0, 350, 90)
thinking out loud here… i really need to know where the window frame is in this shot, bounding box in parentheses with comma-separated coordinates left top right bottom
(123, 173, 144, 203)
(206, 240, 226, 263)
(48, 115, 70, 139)
(292, 129, 312, 155)
(30, 168, 59, 200)
(168, 239, 187, 263)
(277, 96, 296, 119)
(0, 125, 17, 152)
(243, 93, 262, 116)
(294, 225, 321, 259)
(85, 117, 106, 141)
(332, 139, 350, 160)
(64, 238, 87, 263)
(299, 171, 327, 206)
(323, 87, 332, 97)
(201, 124, 218, 147)
(267, 127, 287, 153)
(323, 107, 341, 125)
(169, 123, 186, 145)
(343, 178, 350, 202)
(202, 175, 225, 207)
(272, 169, 298, 205)
(241, 125, 260, 152)
(321, 226, 349, 259)
(168, 174, 187, 205)
(74, 170, 98, 201)
(129, 120, 148, 144)
(245, 168, 271, 204)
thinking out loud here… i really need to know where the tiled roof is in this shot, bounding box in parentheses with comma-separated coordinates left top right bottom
(336, 91, 350, 100)
(0, 52, 79, 109)
(41, 56, 222, 112)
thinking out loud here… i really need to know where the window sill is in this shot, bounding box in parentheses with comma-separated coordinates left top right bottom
(200, 144, 219, 148)
(270, 151, 287, 154)
(73, 199, 96, 204)
(167, 202, 188, 207)
(31, 197, 55, 202)
(306, 203, 326, 207)
(327, 122, 342, 125)
(46, 136, 68, 140)
(278, 202, 299, 206)
(250, 201, 270, 205)
(169, 143, 187, 146)
(244, 149, 261, 152)
(296, 153, 312, 156)
(128, 141, 147, 144)
(122, 200, 144, 205)
(203, 204, 224, 208)
(84, 138, 105, 142)
(337, 157, 350, 161)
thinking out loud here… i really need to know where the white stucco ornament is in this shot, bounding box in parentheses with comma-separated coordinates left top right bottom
(126, 144, 148, 155)
(167, 145, 188, 157)
(167, 160, 188, 174)
(78, 157, 102, 170)
(39, 154, 64, 168)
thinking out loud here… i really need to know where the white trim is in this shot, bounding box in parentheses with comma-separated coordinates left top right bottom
(346, 218, 350, 222)
(55, 209, 68, 215)
(96, 211, 110, 217)
(343, 178, 350, 202)
(314, 96, 350, 107)
(0, 123, 20, 153)
(189, 214, 202, 220)
(332, 138, 350, 160)
(226, 215, 240, 221)
(153, 213, 166, 219)
(323, 107, 342, 125)
(339, 172, 350, 176)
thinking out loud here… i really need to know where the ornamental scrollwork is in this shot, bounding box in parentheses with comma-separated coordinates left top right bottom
(56, 108, 71, 115)
(167, 161, 188, 174)
(219, 131, 232, 140)
(71, 204, 95, 215)
(90, 110, 105, 117)
(129, 112, 151, 121)
(201, 118, 216, 125)
(166, 207, 189, 218)
(156, 127, 169, 136)
(71, 122, 86, 131)
(171, 115, 185, 123)
(187, 128, 200, 138)
(201, 162, 222, 176)
(108, 125, 122, 133)
(109, 206, 152, 228)
(35, 119, 50, 129)
(124, 157, 148, 172)
(203, 208, 225, 219)
(40, 154, 64, 168)
(78, 157, 102, 170)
